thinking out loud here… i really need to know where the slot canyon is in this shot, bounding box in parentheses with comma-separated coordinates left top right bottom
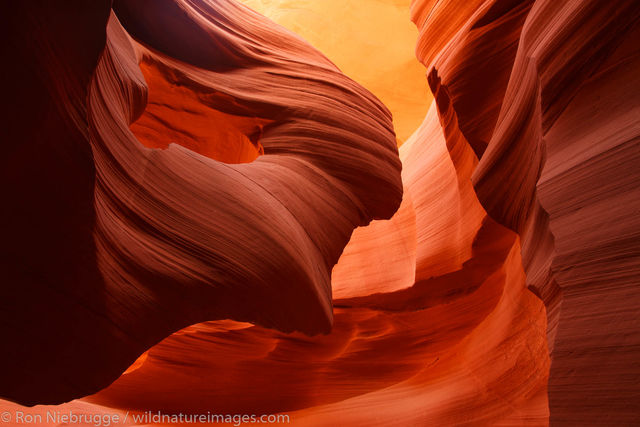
(1, 0, 639, 425)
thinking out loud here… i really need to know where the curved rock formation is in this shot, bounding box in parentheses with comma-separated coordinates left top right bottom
(413, 0, 640, 423)
(86, 104, 549, 426)
(0, 0, 402, 405)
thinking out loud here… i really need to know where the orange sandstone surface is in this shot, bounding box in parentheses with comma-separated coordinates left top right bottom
(1, 0, 639, 425)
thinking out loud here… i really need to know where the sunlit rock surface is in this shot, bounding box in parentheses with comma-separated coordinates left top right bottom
(240, 0, 431, 143)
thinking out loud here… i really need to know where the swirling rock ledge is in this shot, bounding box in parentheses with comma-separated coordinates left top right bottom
(0, 0, 402, 405)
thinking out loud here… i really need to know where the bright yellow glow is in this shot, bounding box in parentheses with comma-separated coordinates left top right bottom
(239, 0, 431, 144)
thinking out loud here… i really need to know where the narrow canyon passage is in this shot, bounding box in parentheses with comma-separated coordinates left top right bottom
(1, 0, 638, 426)
(83, 2, 549, 423)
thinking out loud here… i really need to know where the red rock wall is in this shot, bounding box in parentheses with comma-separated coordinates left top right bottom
(1, 0, 402, 405)
(413, 0, 640, 423)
